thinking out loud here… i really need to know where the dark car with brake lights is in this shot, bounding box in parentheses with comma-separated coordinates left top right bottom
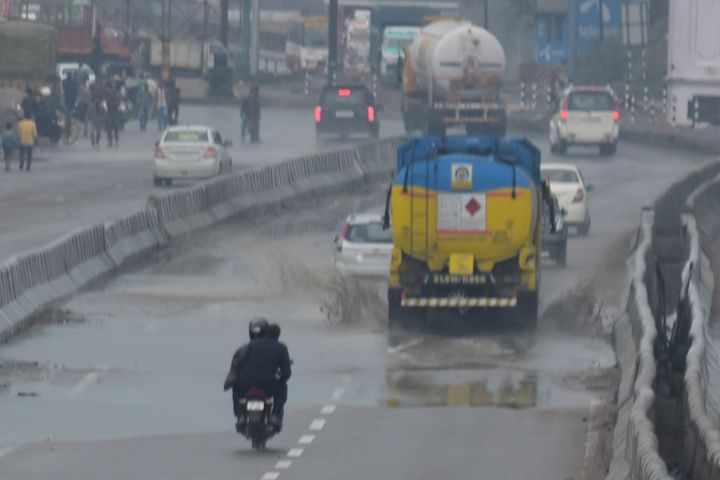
(315, 85, 380, 140)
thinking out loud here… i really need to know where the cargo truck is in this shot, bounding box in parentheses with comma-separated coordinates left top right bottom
(386, 136, 553, 329)
(402, 20, 507, 137)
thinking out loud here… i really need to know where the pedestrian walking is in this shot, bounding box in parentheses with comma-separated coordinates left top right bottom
(2, 122, 18, 171)
(105, 83, 121, 147)
(17, 113, 37, 172)
(136, 83, 153, 131)
(168, 79, 181, 126)
(75, 76, 91, 137)
(240, 96, 249, 143)
(87, 99, 106, 148)
(155, 82, 169, 132)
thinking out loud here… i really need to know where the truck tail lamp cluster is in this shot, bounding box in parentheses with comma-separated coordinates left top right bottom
(367, 106, 376, 122)
(314, 106, 322, 122)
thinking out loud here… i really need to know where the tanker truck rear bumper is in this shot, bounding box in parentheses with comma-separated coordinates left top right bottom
(429, 102, 507, 137)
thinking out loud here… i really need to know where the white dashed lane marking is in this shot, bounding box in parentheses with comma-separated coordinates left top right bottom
(287, 448, 304, 458)
(261, 472, 280, 480)
(298, 434, 315, 445)
(0, 445, 18, 459)
(275, 460, 292, 470)
(320, 404, 336, 414)
(331, 387, 345, 400)
(309, 419, 326, 431)
(69, 371, 101, 397)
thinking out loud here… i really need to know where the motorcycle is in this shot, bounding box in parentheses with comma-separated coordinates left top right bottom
(236, 387, 278, 450)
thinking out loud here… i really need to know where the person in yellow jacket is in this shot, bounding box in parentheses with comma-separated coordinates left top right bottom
(17, 112, 37, 172)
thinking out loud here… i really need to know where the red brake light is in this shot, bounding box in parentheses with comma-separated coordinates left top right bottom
(560, 110, 568, 121)
(154, 146, 165, 159)
(315, 106, 322, 122)
(338, 88, 351, 96)
(204, 147, 218, 158)
(339, 222, 350, 239)
(247, 387, 265, 399)
(613, 111, 620, 121)
(336, 222, 350, 252)
(367, 106, 375, 122)
(573, 188, 584, 203)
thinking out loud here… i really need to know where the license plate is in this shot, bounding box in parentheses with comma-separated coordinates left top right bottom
(449, 253, 474, 275)
(335, 110, 354, 118)
(246, 400, 265, 411)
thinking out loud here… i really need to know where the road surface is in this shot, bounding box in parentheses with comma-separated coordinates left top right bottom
(0, 104, 404, 264)
(0, 130, 714, 479)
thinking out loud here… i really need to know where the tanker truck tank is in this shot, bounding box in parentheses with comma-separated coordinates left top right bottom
(402, 20, 507, 137)
(385, 136, 551, 331)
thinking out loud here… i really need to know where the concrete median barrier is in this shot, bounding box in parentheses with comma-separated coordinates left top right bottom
(0, 137, 406, 344)
(606, 209, 672, 480)
(679, 179, 720, 480)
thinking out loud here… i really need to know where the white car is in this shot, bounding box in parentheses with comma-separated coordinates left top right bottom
(153, 126, 233, 186)
(549, 85, 620, 156)
(57, 62, 96, 85)
(334, 213, 393, 277)
(541, 163, 593, 235)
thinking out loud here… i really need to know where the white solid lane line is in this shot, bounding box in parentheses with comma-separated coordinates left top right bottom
(69, 371, 101, 397)
(287, 448, 304, 458)
(298, 435, 315, 445)
(309, 419, 326, 431)
(331, 387, 345, 400)
(275, 461, 292, 470)
(320, 404, 336, 414)
(261, 472, 280, 480)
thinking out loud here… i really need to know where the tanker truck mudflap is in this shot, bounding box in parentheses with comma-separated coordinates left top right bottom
(386, 136, 544, 330)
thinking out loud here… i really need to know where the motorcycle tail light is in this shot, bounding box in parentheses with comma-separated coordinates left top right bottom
(247, 387, 265, 398)
(573, 188, 584, 203)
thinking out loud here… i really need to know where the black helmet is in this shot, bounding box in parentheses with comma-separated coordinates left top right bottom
(267, 323, 281, 340)
(248, 318, 269, 339)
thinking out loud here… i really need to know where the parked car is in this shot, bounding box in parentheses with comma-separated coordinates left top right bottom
(541, 195, 568, 267)
(549, 85, 620, 156)
(153, 125, 233, 186)
(541, 163, 593, 235)
(333, 212, 393, 277)
(315, 84, 380, 141)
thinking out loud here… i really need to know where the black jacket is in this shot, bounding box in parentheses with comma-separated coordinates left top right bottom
(237, 337, 292, 388)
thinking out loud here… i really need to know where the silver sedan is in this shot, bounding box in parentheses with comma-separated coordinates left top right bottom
(153, 125, 233, 186)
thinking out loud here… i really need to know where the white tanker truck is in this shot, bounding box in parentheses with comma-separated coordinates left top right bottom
(402, 20, 507, 137)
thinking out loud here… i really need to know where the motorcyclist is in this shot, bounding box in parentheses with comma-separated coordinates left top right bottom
(224, 318, 269, 424)
(266, 323, 289, 428)
(234, 320, 291, 431)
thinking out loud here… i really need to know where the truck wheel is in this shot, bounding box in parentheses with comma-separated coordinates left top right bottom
(557, 140, 568, 155)
(517, 291, 538, 331)
(556, 245, 567, 268)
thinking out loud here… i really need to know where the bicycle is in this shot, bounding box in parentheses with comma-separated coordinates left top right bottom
(60, 111, 81, 146)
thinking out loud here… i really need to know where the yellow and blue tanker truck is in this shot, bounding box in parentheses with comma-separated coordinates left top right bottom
(385, 136, 553, 329)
